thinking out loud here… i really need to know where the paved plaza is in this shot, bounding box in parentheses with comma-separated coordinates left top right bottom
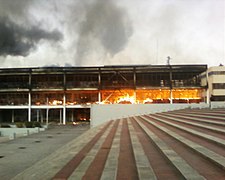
(0, 124, 90, 180)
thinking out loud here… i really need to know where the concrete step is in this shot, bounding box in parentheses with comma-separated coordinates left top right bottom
(140, 115, 225, 170)
(100, 120, 122, 180)
(146, 114, 225, 148)
(163, 112, 225, 126)
(68, 120, 117, 179)
(127, 119, 157, 180)
(153, 113, 225, 134)
(174, 110, 225, 119)
(10, 108, 225, 179)
(133, 116, 205, 180)
(176, 108, 225, 115)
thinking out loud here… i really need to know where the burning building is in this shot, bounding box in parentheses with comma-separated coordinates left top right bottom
(0, 64, 207, 124)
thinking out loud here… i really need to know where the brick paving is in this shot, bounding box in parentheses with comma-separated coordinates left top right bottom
(53, 121, 113, 179)
(116, 119, 139, 180)
(82, 120, 119, 180)
(1, 108, 224, 180)
(0, 124, 90, 180)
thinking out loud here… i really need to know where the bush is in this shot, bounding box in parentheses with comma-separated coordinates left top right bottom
(0, 124, 11, 128)
(33, 121, 42, 128)
(24, 122, 33, 128)
(16, 122, 24, 128)
(24, 121, 42, 128)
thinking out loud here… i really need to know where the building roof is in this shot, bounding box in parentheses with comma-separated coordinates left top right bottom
(0, 64, 207, 74)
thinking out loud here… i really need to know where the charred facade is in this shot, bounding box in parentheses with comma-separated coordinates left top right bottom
(0, 64, 207, 123)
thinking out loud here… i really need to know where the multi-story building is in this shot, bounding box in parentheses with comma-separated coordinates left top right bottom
(200, 65, 225, 102)
(0, 64, 207, 124)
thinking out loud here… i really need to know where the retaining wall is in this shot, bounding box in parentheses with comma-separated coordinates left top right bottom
(90, 103, 210, 127)
(211, 101, 225, 108)
(0, 127, 45, 139)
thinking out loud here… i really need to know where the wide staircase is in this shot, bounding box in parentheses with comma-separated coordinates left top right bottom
(13, 108, 225, 180)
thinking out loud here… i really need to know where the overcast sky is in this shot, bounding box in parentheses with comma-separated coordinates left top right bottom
(0, 0, 224, 68)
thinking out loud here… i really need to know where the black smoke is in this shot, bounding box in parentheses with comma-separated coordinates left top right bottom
(0, 17, 62, 56)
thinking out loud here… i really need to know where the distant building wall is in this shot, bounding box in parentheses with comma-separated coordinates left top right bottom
(90, 103, 209, 127)
(208, 66, 225, 101)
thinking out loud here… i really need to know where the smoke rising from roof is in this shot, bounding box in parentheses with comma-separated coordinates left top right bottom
(0, 0, 224, 67)
(0, 0, 63, 57)
(0, 0, 31, 19)
(75, 0, 133, 65)
(0, 17, 62, 56)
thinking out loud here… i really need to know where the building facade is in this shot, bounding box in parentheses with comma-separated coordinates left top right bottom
(0, 64, 207, 124)
(200, 66, 225, 102)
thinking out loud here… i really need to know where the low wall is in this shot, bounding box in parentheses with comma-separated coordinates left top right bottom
(90, 103, 209, 127)
(211, 101, 225, 108)
(0, 127, 45, 139)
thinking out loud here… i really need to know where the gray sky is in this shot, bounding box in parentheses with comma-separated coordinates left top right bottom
(0, 0, 224, 68)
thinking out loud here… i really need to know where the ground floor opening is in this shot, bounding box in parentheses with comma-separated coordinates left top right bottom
(0, 108, 90, 125)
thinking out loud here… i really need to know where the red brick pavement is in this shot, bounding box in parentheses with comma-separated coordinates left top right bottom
(52, 121, 113, 180)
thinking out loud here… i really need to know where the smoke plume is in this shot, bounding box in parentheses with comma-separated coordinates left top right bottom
(75, 0, 133, 65)
(0, 0, 223, 67)
(0, 17, 62, 57)
(0, 0, 63, 57)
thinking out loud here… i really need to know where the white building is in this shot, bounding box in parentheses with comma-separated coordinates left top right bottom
(201, 65, 225, 102)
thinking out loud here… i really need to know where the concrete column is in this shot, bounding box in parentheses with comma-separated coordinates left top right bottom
(207, 89, 210, 104)
(28, 92, 31, 122)
(134, 90, 137, 104)
(133, 67, 137, 104)
(37, 109, 39, 122)
(12, 110, 14, 123)
(170, 90, 173, 104)
(169, 64, 173, 104)
(206, 69, 210, 104)
(28, 71, 32, 122)
(41, 110, 43, 123)
(98, 91, 101, 103)
(63, 93, 66, 125)
(98, 68, 101, 103)
(71, 109, 74, 122)
(46, 108, 49, 125)
(60, 109, 62, 124)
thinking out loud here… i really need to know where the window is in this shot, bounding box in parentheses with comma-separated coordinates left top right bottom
(0, 93, 28, 105)
(212, 83, 225, 89)
(209, 71, 225, 76)
(32, 74, 63, 89)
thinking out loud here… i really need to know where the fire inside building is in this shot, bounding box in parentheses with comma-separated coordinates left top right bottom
(0, 64, 208, 124)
